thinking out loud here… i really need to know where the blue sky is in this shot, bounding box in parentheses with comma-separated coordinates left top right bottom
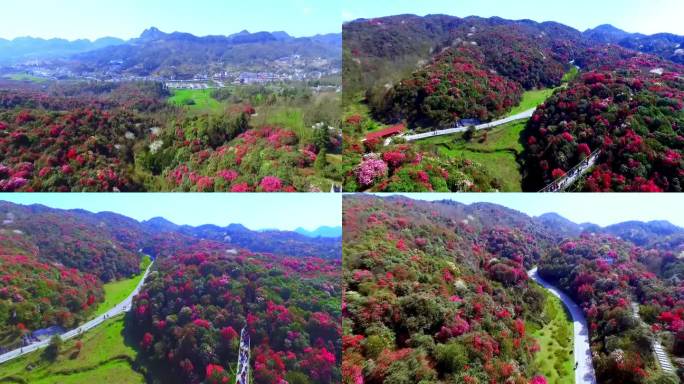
(0, 0, 340, 40)
(0, 194, 341, 231)
(343, 0, 684, 35)
(375, 193, 684, 227)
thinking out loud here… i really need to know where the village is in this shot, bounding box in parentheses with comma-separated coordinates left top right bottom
(1, 53, 340, 90)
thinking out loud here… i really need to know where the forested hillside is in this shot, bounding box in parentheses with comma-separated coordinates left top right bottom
(342, 195, 683, 383)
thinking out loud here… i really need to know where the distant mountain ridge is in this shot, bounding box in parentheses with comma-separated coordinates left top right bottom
(0, 36, 125, 64)
(0, 201, 341, 259)
(583, 23, 684, 64)
(0, 26, 342, 79)
(294, 226, 342, 238)
(535, 212, 684, 249)
(343, 14, 684, 96)
(348, 194, 683, 250)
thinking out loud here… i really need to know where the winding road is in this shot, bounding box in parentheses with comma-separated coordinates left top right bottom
(401, 107, 536, 142)
(0, 260, 154, 365)
(528, 267, 597, 384)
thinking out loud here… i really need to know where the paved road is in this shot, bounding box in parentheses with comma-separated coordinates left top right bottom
(401, 108, 536, 142)
(528, 267, 597, 384)
(0, 261, 154, 365)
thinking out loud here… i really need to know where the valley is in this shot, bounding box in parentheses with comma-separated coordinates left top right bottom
(342, 194, 684, 384)
(0, 198, 342, 383)
(342, 14, 684, 192)
(0, 25, 342, 192)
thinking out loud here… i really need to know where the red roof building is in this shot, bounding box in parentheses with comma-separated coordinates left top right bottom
(364, 124, 406, 141)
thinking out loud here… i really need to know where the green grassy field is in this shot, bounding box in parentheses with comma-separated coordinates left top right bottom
(507, 88, 555, 116)
(0, 316, 144, 384)
(167, 88, 224, 112)
(253, 106, 311, 140)
(528, 285, 574, 384)
(93, 256, 151, 317)
(417, 120, 527, 191)
(3, 73, 49, 83)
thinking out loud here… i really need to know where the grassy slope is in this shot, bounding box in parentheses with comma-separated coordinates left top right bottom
(167, 89, 224, 112)
(417, 120, 526, 191)
(411, 87, 559, 191)
(528, 285, 574, 384)
(0, 316, 144, 384)
(93, 256, 152, 317)
(507, 88, 555, 116)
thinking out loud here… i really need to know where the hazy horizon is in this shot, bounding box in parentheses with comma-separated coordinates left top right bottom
(0, 0, 341, 41)
(0, 26, 338, 43)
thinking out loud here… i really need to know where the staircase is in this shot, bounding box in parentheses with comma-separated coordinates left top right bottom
(654, 340, 676, 374)
(235, 327, 251, 384)
(539, 150, 601, 192)
(631, 302, 677, 377)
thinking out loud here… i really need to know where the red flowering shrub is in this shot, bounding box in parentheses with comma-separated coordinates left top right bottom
(259, 176, 283, 192)
(343, 195, 556, 383)
(0, 229, 104, 348)
(388, 45, 522, 127)
(523, 59, 684, 191)
(205, 364, 231, 384)
(345, 141, 499, 192)
(129, 249, 341, 383)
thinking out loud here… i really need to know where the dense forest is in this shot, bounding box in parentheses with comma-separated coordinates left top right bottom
(129, 249, 341, 384)
(342, 194, 682, 384)
(0, 200, 342, 372)
(0, 80, 341, 192)
(522, 48, 684, 191)
(342, 14, 684, 192)
(539, 235, 682, 383)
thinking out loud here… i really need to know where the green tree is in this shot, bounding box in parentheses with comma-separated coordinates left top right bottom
(463, 126, 476, 142)
(435, 342, 469, 373)
(44, 335, 63, 361)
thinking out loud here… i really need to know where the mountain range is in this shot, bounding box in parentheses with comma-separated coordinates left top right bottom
(343, 14, 684, 95)
(375, 195, 684, 252)
(294, 226, 342, 238)
(0, 201, 341, 261)
(0, 27, 342, 78)
(0, 36, 125, 64)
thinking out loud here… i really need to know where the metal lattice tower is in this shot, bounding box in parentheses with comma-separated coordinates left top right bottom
(235, 327, 250, 384)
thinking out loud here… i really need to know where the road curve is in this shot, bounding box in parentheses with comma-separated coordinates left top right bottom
(0, 260, 154, 365)
(528, 267, 597, 384)
(402, 107, 536, 142)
